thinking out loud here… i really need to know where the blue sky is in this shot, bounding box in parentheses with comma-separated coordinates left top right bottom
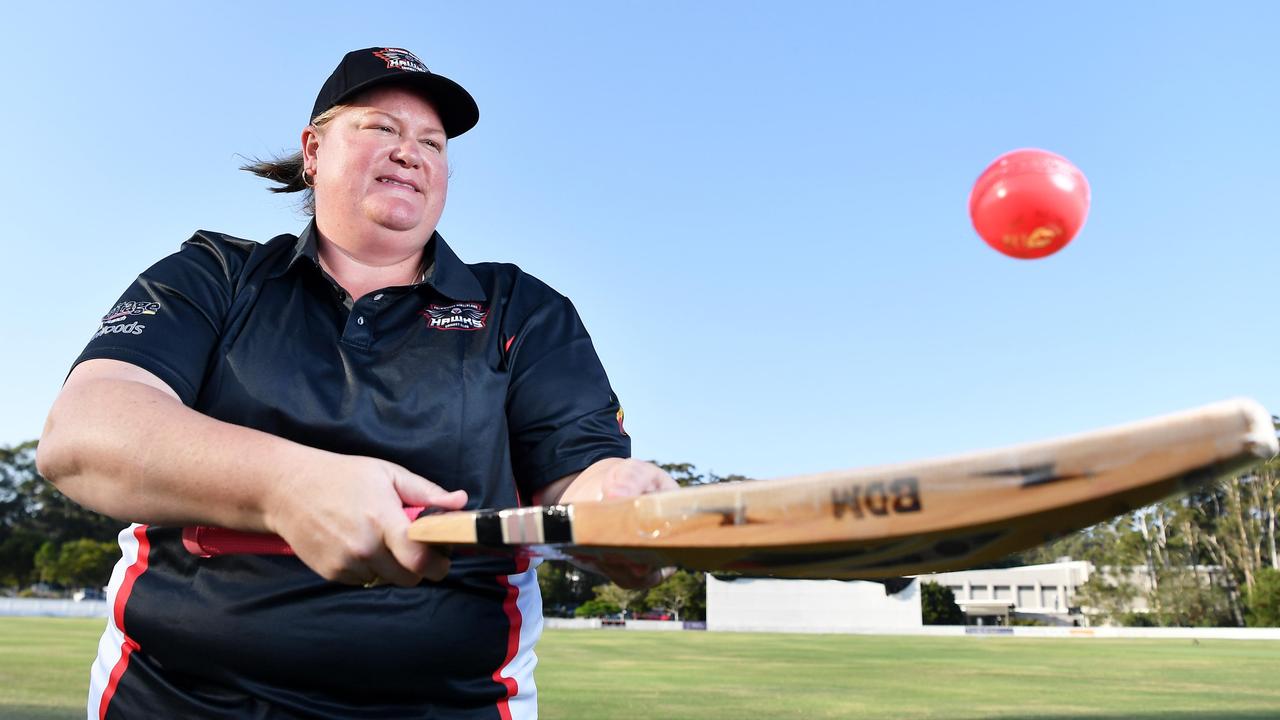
(3, 2, 1277, 480)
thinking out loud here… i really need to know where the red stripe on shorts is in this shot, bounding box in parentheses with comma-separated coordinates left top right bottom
(492, 556, 530, 720)
(98, 525, 151, 720)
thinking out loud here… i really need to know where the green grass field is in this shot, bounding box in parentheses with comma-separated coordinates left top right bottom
(3, 618, 1278, 719)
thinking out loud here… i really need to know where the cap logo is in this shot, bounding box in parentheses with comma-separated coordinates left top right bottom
(373, 48, 429, 73)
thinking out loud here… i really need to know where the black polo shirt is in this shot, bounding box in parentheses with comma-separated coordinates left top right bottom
(75, 221, 629, 718)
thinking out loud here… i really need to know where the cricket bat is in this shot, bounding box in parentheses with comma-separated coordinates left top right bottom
(183, 398, 1277, 579)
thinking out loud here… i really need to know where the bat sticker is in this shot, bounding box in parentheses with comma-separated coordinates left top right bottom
(975, 463, 1089, 488)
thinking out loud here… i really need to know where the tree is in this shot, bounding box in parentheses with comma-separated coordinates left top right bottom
(1246, 567, 1280, 627)
(0, 440, 126, 591)
(1186, 465, 1279, 624)
(0, 528, 43, 588)
(592, 583, 649, 618)
(573, 599, 620, 618)
(0, 442, 41, 534)
(537, 561, 599, 615)
(59, 540, 118, 588)
(654, 462, 753, 488)
(1075, 571, 1140, 626)
(645, 570, 705, 621)
(33, 542, 60, 586)
(1149, 570, 1233, 627)
(656, 462, 704, 487)
(920, 581, 964, 625)
(35, 539, 117, 588)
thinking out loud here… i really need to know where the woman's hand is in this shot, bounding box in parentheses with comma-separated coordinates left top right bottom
(263, 454, 468, 587)
(535, 458, 679, 589)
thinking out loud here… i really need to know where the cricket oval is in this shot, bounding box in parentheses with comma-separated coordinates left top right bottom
(831, 477, 922, 519)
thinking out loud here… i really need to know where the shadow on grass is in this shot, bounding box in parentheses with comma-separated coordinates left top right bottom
(8, 703, 1278, 720)
(962, 715, 1280, 720)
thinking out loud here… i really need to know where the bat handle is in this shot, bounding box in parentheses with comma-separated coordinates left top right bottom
(181, 506, 427, 557)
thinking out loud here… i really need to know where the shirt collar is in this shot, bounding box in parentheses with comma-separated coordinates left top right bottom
(276, 219, 486, 301)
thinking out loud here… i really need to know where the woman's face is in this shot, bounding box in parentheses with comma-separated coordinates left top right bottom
(305, 85, 449, 239)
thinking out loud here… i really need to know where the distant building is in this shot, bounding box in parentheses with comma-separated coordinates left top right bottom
(917, 560, 1091, 626)
(704, 559, 1226, 631)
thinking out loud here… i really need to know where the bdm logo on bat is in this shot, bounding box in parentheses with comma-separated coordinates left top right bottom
(831, 478, 922, 519)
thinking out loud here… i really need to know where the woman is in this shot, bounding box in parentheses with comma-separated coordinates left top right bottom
(38, 47, 675, 719)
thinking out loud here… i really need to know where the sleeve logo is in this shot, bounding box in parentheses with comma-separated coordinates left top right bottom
(102, 301, 161, 324)
(94, 301, 160, 339)
(420, 303, 488, 331)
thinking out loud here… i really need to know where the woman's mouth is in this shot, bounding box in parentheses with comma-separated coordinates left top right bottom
(377, 176, 420, 192)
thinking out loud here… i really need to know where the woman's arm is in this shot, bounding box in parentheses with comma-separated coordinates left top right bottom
(38, 358, 466, 586)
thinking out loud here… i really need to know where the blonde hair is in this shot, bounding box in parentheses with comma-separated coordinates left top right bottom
(239, 105, 350, 215)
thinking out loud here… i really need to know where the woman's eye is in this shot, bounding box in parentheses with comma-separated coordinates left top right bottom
(422, 139, 442, 151)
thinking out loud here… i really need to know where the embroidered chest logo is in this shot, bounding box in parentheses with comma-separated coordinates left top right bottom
(373, 48, 429, 73)
(94, 301, 160, 339)
(421, 303, 488, 331)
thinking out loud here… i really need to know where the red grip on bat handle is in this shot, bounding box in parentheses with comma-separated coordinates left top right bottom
(181, 506, 427, 557)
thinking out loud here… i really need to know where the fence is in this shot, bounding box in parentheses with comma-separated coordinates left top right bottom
(545, 618, 700, 631)
(0, 597, 109, 618)
(8, 601, 1279, 640)
(545, 617, 1280, 640)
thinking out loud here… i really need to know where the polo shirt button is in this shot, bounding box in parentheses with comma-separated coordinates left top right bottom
(357, 316, 365, 325)
(374, 294, 384, 301)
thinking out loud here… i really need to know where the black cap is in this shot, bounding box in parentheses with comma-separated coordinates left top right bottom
(311, 47, 479, 138)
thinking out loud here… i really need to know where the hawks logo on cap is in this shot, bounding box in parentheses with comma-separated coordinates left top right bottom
(421, 302, 487, 331)
(373, 48, 429, 73)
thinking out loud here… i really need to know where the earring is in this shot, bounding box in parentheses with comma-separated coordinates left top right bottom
(302, 168, 315, 188)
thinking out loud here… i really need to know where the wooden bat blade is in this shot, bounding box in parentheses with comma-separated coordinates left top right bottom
(407, 398, 1277, 578)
